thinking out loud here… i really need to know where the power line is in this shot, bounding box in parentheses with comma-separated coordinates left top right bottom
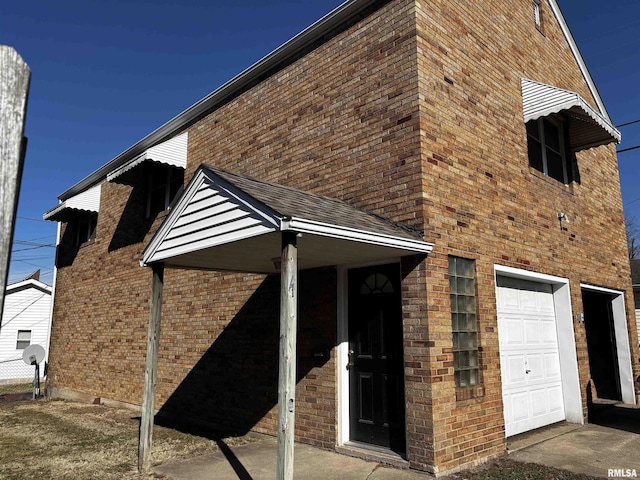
(616, 119, 640, 128)
(11, 245, 55, 253)
(16, 216, 47, 223)
(617, 145, 640, 154)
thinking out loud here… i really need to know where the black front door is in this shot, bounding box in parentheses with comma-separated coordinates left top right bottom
(348, 264, 406, 453)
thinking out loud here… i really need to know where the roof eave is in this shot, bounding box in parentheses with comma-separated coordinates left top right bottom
(283, 217, 432, 253)
(58, 0, 380, 201)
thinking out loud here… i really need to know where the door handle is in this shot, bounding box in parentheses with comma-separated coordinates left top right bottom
(347, 349, 355, 370)
(525, 369, 531, 374)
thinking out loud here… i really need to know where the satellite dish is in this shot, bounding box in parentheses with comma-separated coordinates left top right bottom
(22, 344, 45, 366)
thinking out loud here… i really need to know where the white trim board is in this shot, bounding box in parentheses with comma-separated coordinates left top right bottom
(336, 266, 350, 446)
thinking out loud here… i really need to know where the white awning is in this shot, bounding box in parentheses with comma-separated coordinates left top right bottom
(521, 78, 621, 152)
(107, 132, 188, 185)
(43, 184, 101, 222)
(142, 166, 433, 272)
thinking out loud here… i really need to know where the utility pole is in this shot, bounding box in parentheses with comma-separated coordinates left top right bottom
(0, 46, 31, 320)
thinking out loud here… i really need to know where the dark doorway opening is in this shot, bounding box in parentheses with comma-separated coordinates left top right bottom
(348, 263, 406, 454)
(582, 290, 622, 401)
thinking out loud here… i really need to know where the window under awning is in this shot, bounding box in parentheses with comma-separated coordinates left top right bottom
(43, 184, 101, 222)
(142, 165, 433, 273)
(521, 78, 621, 152)
(106, 132, 188, 185)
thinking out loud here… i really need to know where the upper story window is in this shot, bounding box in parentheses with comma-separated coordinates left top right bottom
(526, 116, 570, 184)
(532, 0, 542, 26)
(43, 184, 101, 244)
(146, 162, 184, 218)
(104, 133, 188, 220)
(74, 212, 98, 246)
(521, 79, 621, 186)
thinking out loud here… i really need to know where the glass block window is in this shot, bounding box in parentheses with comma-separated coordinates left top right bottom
(448, 257, 480, 388)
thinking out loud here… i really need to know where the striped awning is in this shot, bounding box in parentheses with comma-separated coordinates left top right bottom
(521, 78, 621, 152)
(107, 132, 188, 185)
(43, 184, 101, 222)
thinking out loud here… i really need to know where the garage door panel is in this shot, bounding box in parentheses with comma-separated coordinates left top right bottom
(507, 355, 527, 383)
(502, 317, 524, 346)
(524, 320, 541, 344)
(510, 391, 530, 423)
(543, 352, 562, 378)
(526, 354, 544, 381)
(497, 277, 566, 437)
(520, 289, 539, 311)
(530, 389, 548, 416)
(548, 385, 564, 413)
(541, 318, 557, 344)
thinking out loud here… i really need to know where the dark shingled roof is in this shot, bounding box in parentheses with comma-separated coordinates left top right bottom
(206, 165, 424, 242)
(631, 259, 640, 286)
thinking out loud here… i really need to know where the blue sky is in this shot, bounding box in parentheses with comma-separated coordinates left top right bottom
(2, 0, 640, 286)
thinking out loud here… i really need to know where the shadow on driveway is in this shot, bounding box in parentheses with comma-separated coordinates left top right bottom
(589, 402, 640, 435)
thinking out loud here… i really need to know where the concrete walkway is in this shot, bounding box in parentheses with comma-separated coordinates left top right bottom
(154, 403, 640, 480)
(154, 435, 430, 480)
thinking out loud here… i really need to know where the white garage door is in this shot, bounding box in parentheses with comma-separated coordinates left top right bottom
(497, 276, 565, 437)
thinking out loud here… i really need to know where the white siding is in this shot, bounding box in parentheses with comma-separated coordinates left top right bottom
(0, 283, 51, 381)
(636, 309, 640, 346)
(106, 132, 188, 182)
(65, 183, 101, 212)
(44, 183, 101, 220)
(146, 132, 187, 167)
(152, 180, 276, 261)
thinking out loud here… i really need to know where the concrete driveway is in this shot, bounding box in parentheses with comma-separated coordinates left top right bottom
(154, 403, 640, 480)
(508, 403, 640, 479)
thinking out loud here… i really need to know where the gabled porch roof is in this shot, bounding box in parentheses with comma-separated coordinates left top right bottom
(142, 165, 433, 273)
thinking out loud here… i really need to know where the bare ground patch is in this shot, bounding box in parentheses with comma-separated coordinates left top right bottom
(0, 399, 254, 480)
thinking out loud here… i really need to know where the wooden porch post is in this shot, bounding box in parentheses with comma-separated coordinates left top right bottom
(138, 262, 164, 472)
(276, 232, 298, 480)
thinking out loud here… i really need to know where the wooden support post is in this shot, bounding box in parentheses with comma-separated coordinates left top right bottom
(276, 232, 298, 480)
(0, 46, 30, 320)
(138, 263, 164, 472)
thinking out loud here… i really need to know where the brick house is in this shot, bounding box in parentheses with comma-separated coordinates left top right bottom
(43, 0, 640, 475)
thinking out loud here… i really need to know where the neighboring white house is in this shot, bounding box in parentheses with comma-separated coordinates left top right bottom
(632, 259, 640, 345)
(0, 272, 52, 382)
